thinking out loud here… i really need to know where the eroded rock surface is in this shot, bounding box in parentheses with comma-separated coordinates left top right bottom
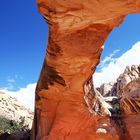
(31, 1, 140, 140)
(118, 66, 140, 140)
(98, 65, 140, 140)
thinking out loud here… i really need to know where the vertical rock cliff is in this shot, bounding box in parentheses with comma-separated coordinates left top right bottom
(31, 1, 140, 140)
(98, 65, 140, 140)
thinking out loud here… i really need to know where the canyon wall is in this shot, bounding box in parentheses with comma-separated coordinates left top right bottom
(31, 1, 140, 140)
(98, 65, 140, 140)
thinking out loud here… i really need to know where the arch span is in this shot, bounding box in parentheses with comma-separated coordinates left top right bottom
(31, 1, 140, 139)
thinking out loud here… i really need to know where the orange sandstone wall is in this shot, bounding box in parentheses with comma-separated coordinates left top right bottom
(31, 1, 140, 140)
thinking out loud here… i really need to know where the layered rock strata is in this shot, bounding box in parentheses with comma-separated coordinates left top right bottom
(31, 1, 140, 140)
(98, 65, 140, 140)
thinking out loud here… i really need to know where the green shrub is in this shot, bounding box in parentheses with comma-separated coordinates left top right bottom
(0, 117, 29, 134)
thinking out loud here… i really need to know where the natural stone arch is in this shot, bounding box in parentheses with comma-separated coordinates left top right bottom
(31, 1, 140, 140)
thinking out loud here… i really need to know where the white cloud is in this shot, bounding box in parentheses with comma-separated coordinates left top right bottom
(93, 41, 140, 87)
(1, 83, 36, 111)
(6, 78, 16, 83)
(4, 75, 24, 91)
(4, 78, 16, 90)
(99, 49, 120, 68)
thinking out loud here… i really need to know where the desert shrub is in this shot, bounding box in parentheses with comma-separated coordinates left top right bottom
(0, 117, 29, 134)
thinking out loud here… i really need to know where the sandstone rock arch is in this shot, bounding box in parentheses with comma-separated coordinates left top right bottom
(31, 1, 140, 140)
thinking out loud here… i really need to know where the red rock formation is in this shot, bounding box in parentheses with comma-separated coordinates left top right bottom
(117, 66, 140, 140)
(98, 65, 140, 140)
(31, 1, 140, 140)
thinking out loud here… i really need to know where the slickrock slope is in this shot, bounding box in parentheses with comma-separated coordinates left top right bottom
(32, 0, 140, 140)
(0, 91, 33, 129)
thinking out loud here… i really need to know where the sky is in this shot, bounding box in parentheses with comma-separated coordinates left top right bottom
(0, 1, 48, 90)
(0, 1, 140, 110)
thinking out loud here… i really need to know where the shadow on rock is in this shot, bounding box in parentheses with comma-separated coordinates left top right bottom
(0, 130, 31, 140)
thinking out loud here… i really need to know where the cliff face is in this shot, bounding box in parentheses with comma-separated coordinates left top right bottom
(99, 65, 140, 97)
(32, 1, 140, 140)
(116, 65, 140, 139)
(98, 65, 140, 140)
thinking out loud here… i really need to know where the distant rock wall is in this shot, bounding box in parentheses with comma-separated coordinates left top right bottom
(0, 91, 33, 129)
(98, 65, 140, 140)
(99, 65, 140, 115)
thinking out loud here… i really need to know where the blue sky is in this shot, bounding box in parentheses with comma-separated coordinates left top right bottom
(0, 1, 48, 90)
(0, 1, 140, 91)
(104, 14, 140, 59)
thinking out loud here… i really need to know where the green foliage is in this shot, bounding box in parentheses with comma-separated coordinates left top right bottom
(0, 116, 29, 134)
(112, 101, 122, 117)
